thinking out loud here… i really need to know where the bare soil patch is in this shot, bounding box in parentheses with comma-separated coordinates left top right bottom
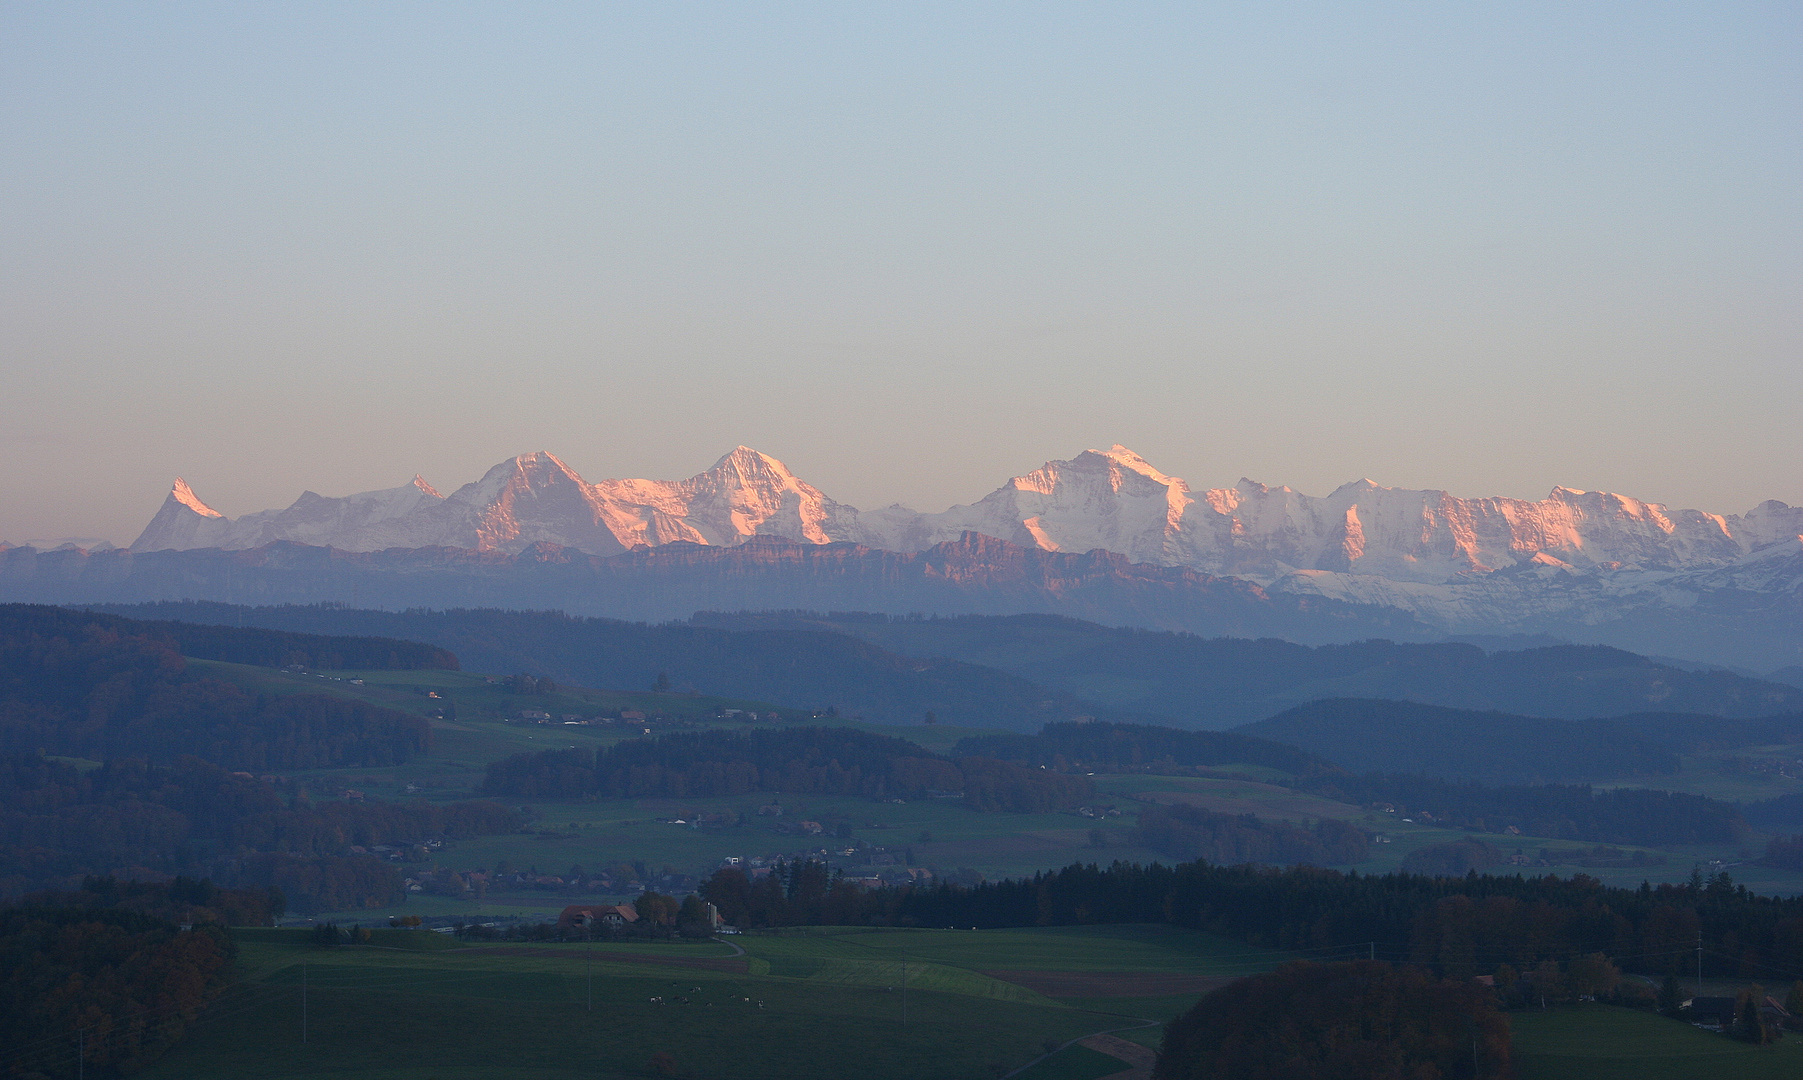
(982, 970, 1232, 998)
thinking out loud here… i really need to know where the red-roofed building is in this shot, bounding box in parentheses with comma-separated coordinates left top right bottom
(558, 904, 639, 932)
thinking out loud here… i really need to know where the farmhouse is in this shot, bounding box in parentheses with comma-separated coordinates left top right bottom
(558, 904, 640, 932)
(1685, 996, 1737, 1029)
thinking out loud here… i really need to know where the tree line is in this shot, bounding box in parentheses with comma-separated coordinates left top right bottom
(1, 606, 431, 769)
(481, 726, 1095, 812)
(699, 857, 1803, 986)
(0, 754, 520, 910)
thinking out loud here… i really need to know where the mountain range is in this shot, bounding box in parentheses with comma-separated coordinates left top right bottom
(125, 445, 1803, 584)
(5, 445, 1800, 669)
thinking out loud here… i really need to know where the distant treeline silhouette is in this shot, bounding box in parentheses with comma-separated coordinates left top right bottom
(18, 603, 457, 669)
(482, 726, 1094, 812)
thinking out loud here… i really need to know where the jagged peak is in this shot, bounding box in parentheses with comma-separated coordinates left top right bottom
(708, 445, 796, 478)
(412, 474, 443, 499)
(486, 451, 581, 484)
(1084, 445, 1182, 486)
(169, 478, 223, 518)
(516, 450, 570, 470)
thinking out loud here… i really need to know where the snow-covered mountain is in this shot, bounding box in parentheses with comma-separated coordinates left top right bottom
(129, 444, 1803, 595)
(130, 448, 877, 557)
(873, 445, 1799, 583)
(132, 475, 447, 553)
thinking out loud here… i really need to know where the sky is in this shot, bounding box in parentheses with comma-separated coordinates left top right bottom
(2, 2, 1799, 544)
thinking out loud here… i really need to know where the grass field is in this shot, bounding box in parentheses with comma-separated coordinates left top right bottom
(118, 924, 1293, 1080)
(125, 925, 1803, 1079)
(1512, 1003, 1803, 1079)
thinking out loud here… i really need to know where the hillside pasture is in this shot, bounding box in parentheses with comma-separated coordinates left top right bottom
(124, 924, 1276, 1080)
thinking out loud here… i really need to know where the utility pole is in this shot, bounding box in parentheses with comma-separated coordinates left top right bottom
(1369, 942, 1375, 962)
(901, 950, 908, 1026)
(1696, 931, 1703, 1000)
(302, 961, 308, 1045)
(587, 927, 593, 1013)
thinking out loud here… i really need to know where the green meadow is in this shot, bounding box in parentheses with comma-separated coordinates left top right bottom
(130, 924, 1297, 1080)
(1512, 1002, 1803, 1080)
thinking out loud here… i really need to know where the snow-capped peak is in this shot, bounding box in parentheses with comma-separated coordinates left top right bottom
(712, 445, 791, 475)
(1088, 445, 1185, 488)
(170, 478, 223, 518)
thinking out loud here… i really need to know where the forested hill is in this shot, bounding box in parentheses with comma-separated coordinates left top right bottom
(483, 726, 1095, 813)
(16, 605, 456, 670)
(1237, 697, 1803, 784)
(90, 603, 1099, 729)
(0, 605, 432, 768)
(1239, 698, 1677, 784)
(692, 612, 1803, 726)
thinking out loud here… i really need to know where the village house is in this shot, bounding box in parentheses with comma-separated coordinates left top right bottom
(1685, 996, 1738, 1029)
(558, 904, 639, 932)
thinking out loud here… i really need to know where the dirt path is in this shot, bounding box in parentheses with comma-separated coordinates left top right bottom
(713, 935, 746, 957)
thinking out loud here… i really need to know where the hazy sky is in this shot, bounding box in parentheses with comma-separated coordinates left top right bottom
(3, 2, 1799, 544)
